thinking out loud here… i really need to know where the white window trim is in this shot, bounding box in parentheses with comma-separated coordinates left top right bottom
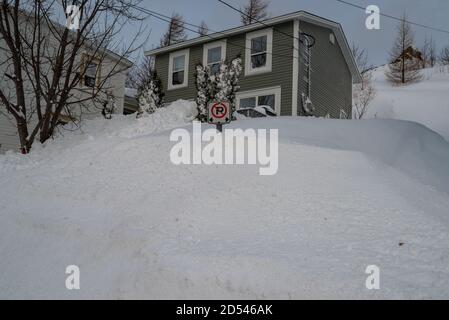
(245, 28, 273, 76)
(168, 49, 190, 90)
(202, 40, 227, 69)
(236, 86, 281, 115)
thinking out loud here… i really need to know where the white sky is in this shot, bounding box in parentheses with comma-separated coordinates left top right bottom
(123, 0, 449, 66)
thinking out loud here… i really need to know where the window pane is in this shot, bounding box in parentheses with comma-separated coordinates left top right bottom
(86, 62, 97, 78)
(240, 97, 256, 109)
(258, 95, 275, 108)
(84, 61, 97, 87)
(172, 70, 184, 85)
(251, 35, 267, 54)
(207, 46, 222, 64)
(84, 76, 96, 88)
(173, 55, 185, 72)
(209, 63, 220, 75)
(251, 53, 267, 68)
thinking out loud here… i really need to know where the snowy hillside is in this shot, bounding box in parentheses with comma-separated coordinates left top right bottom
(367, 65, 449, 141)
(1, 102, 449, 299)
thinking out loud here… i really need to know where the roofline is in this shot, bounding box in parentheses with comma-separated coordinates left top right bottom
(15, 5, 133, 68)
(144, 10, 361, 83)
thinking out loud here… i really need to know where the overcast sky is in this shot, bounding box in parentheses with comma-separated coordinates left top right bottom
(125, 0, 449, 67)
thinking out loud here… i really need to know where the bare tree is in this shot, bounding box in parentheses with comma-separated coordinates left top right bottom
(421, 36, 437, 69)
(198, 21, 208, 36)
(126, 55, 154, 90)
(385, 14, 422, 84)
(0, 0, 145, 153)
(241, 0, 269, 25)
(160, 13, 186, 47)
(440, 46, 449, 65)
(351, 44, 376, 119)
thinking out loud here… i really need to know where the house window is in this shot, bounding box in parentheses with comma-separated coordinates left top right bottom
(172, 56, 185, 85)
(329, 33, 335, 45)
(81, 55, 100, 88)
(240, 97, 256, 109)
(236, 86, 281, 115)
(84, 62, 98, 88)
(245, 28, 273, 76)
(168, 49, 189, 90)
(203, 40, 226, 75)
(258, 94, 275, 108)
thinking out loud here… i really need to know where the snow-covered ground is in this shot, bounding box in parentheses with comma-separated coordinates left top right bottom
(1, 100, 449, 299)
(368, 65, 449, 141)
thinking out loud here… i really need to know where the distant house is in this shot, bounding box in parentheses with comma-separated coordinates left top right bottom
(145, 11, 361, 119)
(392, 46, 424, 64)
(0, 10, 132, 153)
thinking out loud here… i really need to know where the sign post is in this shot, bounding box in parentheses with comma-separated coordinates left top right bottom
(207, 101, 231, 132)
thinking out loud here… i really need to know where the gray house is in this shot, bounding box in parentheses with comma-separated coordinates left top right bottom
(145, 11, 361, 119)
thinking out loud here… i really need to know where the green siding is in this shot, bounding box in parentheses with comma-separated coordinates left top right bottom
(297, 21, 353, 118)
(154, 19, 353, 119)
(155, 22, 294, 116)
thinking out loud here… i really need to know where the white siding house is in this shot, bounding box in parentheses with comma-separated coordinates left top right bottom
(0, 11, 132, 153)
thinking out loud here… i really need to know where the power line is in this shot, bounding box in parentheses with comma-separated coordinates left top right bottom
(131, 3, 297, 52)
(336, 0, 449, 35)
(129, 4, 351, 115)
(129, 4, 299, 60)
(216, 0, 316, 48)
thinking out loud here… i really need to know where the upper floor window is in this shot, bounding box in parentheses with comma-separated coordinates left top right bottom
(245, 28, 273, 76)
(203, 40, 227, 75)
(168, 49, 189, 90)
(84, 62, 98, 88)
(329, 33, 335, 45)
(81, 54, 101, 88)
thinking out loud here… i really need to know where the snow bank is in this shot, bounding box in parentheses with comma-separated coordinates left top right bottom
(233, 117, 449, 197)
(0, 100, 197, 172)
(118, 100, 198, 138)
(368, 66, 449, 141)
(1, 101, 449, 299)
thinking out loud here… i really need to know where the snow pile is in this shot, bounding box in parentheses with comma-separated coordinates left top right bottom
(0, 100, 197, 172)
(367, 65, 449, 141)
(119, 100, 197, 138)
(1, 101, 449, 299)
(125, 87, 138, 98)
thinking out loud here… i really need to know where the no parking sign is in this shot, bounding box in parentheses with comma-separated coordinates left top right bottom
(208, 101, 231, 125)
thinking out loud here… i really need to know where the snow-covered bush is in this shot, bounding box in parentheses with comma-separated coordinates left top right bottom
(137, 71, 164, 117)
(215, 57, 242, 117)
(194, 57, 243, 122)
(194, 64, 211, 123)
(102, 94, 116, 119)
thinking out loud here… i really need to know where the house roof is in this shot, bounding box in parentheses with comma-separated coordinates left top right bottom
(145, 10, 361, 83)
(14, 5, 133, 68)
